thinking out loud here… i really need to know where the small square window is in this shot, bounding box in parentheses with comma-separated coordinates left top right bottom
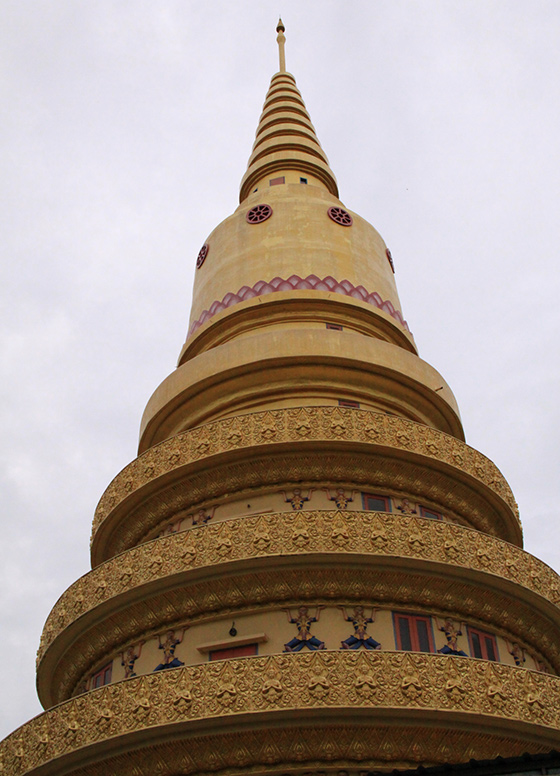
(326, 323, 343, 331)
(468, 627, 498, 661)
(209, 643, 258, 661)
(362, 493, 391, 512)
(269, 176, 285, 186)
(91, 662, 113, 689)
(253, 187, 258, 192)
(393, 613, 435, 653)
(419, 506, 443, 520)
(338, 399, 360, 409)
(300, 177, 308, 184)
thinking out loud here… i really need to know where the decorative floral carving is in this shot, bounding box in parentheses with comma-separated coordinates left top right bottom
(262, 675, 283, 702)
(195, 441, 210, 456)
(485, 665, 509, 707)
(133, 697, 151, 715)
(331, 517, 350, 546)
(91, 408, 520, 556)
(216, 537, 233, 557)
(355, 671, 378, 698)
(408, 533, 425, 552)
(253, 531, 271, 551)
(291, 517, 310, 547)
(14, 652, 560, 776)
(400, 656, 424, 701)
(331, 421, 346, 436)
(119, 566, 134, 583)
(7, 653, 560, 775)
(64, 715, 80, 735)
(308, 668, 330, 699)
(39, 511, 560, 700)
(445, 676, 466, 701)
(216, 666, 238, 707)
(444, 540, 460, 560)
(370, 528, 388, 549)
(96, 707, 113, 723)
(173, 689, 192, 711)
(476, 548, 492, 567)
(180, 544, 197, 563)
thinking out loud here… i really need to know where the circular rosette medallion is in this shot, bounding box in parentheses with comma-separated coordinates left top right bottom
(327, 206, 353, 226)
(196, 244, 209, 269)
(246, 204, 273, 224)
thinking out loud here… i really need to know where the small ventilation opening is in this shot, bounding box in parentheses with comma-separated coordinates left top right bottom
(209, 644, 258, 661)
(338, 399, 360, 409)
(300, 177, 308, 184)
(269, 176, 285, 186)
(362, 493, 391, 512)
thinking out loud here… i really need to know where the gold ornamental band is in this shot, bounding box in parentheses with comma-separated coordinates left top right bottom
(6, 652, 560, 776)
(37, 510, 560, 705)
(91, 407, 520, 557)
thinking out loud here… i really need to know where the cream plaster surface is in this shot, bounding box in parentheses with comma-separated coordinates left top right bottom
(152, 490, 459, 542)
(94, 607, 543, 694)
(189, 180, 401, 327)
(140, 328, 462, 449)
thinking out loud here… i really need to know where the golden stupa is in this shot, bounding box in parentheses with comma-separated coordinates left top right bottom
(2, 21, 560, 775)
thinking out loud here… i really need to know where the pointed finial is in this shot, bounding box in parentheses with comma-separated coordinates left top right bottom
(276, 17, 286, 72)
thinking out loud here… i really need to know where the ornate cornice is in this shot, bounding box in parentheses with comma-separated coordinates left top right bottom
(91, 407, 520, 560)
(178, 292, 417, 366)
(8, 653, 560, 775)
(186, 275, 410, 339)
(39, 512, 560, 705)
(21, 731, 550, 776)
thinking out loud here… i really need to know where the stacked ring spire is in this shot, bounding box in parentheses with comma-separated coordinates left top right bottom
(2, 21, 559, 776)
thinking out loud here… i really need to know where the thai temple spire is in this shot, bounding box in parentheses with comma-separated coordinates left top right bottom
(240, 22, 338, 201)
(3, 21, 560, 776)
(276, 17, 286, 72)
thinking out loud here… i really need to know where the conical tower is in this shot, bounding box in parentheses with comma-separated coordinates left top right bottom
(3, 22, 560, 776)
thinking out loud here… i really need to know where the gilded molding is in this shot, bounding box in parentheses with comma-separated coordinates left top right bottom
(96, 452, 515, 562)
(26, 730, 545, 776)
(185, 274, 411, 339)
(7, 653, 560, 776)
(91, 407, 519, 551)
(38, 511, 560, 704)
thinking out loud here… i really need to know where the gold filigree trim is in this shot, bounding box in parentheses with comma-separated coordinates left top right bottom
(7, 652, 560, 776)
(1, 728, 547, 776)
(95, 452, 514, 563)
(39, 512, 560, 674)
(91, 407, 519, 549)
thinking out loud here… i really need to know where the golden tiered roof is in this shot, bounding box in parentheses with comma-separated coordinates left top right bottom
(2, 21, 560, 776)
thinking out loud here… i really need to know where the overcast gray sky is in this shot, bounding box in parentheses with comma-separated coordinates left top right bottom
(1, 1, 559, 739)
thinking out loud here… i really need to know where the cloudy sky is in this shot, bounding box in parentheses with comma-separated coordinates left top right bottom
(1, 1, 559, 739)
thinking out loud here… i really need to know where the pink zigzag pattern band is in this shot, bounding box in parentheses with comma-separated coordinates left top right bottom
(187, 274, 410, 339)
